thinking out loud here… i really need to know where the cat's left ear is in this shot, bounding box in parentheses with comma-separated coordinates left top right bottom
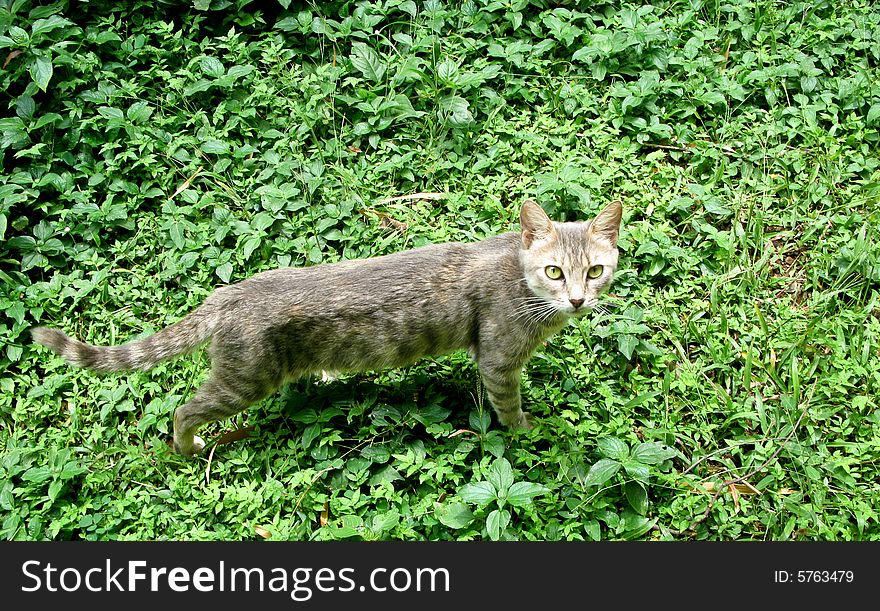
(588, 200, 623, 248)
(520, 199, 555, 249)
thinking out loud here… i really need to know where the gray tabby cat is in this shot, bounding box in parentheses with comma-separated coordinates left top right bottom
(32, 199, 622, 455)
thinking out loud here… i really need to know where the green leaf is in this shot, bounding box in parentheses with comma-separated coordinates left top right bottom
(867, 103, 880, 125)
(8, 26, 29, 45)
(360, 444, 390, 463)
(597, 437, 629, 461)
(327, 515, 363, 539)
(30, 56, 53, 92)
(437, 95, 473, 127)
(506, 481, 549, 507)
(350, 42, 386, 81)
(584, 458, 621, 487)
(487, 458, 514, 496)
(21, 466, 52, 483)
(625, 481, 648, 514)
(126, 101, 153, 123)
(301, 423, 321, 449)
(459, 481, 497, 506)
(486, 508, 510, 541)
(631, 442, 676, 465)
(617, 334, 638, 360)
(215, 262, 233, 283)
(169, 223, 185, 249)
(200, 56, 225, 78)
(16, 96, 35, 120)
(436, 58, 459, 83)
(200, 139, 229, 154)
(622, 461, 650, 483)
(31, 16, 73, 37)
(436, 502, 474, 529)
(6, 302, 25, 325)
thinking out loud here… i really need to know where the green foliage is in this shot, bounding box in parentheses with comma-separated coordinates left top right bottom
(1, 0, 879, 540)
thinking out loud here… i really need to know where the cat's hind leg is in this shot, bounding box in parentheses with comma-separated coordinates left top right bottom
(172, 375, 269, 455)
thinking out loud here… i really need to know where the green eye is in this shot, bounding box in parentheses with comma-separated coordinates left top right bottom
(545, 266, 564, 280)
(587, 265, 604, 279)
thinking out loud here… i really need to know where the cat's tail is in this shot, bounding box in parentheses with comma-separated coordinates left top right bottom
(32, 304, 220, 373)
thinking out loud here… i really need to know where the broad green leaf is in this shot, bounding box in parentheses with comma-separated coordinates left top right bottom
(487, 458, 514, 497)
(506, 481, 549, 507)
(200, 139, 229, 154)
(350, 42, 386, 81)
(622, 461, 650, 483)
(482, 433, 506, 459)
(868, 103, 880, 125)
(371, 509, 399, 534)
(30, 56, 53, 92)
(301, 423, 321, 449)
(169, 223, 185, 249)
(486, 508, 510, 541)
(625, 481, 648, 514)
(437, 95, 473, 127)
(0, 213, 6, 241)
(583, 458, 621, 487)
(16, 96, 35, 120)
(200, 56, 225, 78)
(8, 26, 29, 45)
(436, 502, 474, 529)
(215, 262, 233, 283)
(21, 466, 52, 483)
(183, 79, 213, 97)
(360, 444, 390, 463)
(328, 514, 363, 539)
(6, 302, 25, 325)
(631, 442, 676, 465)
(126, 101, 152, 123)
(31, 16, 73, 37)
(617, 334, 638, 360)
(469, 409, 491, 434)
(436, 58, 459, 83)
(459, 480, 497, 506)
(597, 437, 629, 461)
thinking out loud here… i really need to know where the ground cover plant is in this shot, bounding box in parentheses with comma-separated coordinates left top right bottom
(1, 0, 879, 541)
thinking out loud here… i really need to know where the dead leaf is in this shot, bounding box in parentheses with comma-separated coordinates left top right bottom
(320, 501, 329, 527)
(377, 192, 446, 205)
(700, 482, 761, 495)
(2, 50, 22, 70)
(216, 425, 255, 445)
(170, 166, 203, 200)
(254, 526, 272, 539)
(448, 429, 477, 438)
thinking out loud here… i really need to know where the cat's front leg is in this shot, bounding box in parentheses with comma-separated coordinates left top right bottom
(477, 361, 532, 430)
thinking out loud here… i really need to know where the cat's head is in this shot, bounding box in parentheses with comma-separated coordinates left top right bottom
(518, 199, 622, 318)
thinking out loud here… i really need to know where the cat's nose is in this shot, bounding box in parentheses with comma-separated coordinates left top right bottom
(569, 298, 585, 309)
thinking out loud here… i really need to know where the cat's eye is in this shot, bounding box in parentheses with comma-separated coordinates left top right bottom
(545, 266, 564, 280)
(587, 265, 604, 279)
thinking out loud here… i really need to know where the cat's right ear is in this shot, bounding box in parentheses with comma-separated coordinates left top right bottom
(520, 199, 555, 248)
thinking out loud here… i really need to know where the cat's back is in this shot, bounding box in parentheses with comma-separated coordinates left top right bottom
(231, 231, 521, 301)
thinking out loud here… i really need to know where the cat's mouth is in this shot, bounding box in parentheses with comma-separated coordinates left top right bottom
(564, 299, 598, 316)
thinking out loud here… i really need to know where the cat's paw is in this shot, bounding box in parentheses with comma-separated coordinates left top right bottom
(173, 434, 206, 456)
(509, 412, 534, 431)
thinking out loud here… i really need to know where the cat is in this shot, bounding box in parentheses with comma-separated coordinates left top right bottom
(32, 199, 622, 455)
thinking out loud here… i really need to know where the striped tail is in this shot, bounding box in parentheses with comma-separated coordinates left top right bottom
(31, 306, 219, 373)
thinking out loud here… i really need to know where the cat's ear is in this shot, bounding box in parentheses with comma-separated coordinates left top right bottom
(520, 199, 555, 248)
(588, 200, 623, 248)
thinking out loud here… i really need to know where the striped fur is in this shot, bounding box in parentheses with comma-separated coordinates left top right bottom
(32, 200, 622, 455)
